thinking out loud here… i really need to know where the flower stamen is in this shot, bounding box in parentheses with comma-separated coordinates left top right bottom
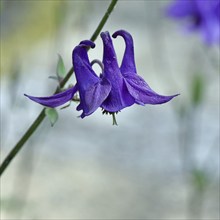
(102, 109, 119, 125)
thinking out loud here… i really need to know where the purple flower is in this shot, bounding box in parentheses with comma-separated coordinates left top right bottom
(100, 31, 177, 112)
(25, 30, 178, 119)
(166, 0, 220, 45)
(25, 40, 111, 118)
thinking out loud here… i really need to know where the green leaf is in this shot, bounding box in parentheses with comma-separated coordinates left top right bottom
(56, 54, 66, 78)
(191, 74, 204, 106)
(45, 108, 58, 127)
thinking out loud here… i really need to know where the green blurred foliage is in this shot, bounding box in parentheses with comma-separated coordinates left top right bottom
(191, 168, 209, 193)
(0, 0, 65, 75)
(1, 197, 24, 213)
(191, 74, 204, 107)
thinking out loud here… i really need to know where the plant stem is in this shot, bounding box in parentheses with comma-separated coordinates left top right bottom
(0, 110, 45, 176)
(0, 0, 118, 177)
(90, 0, 117, 42)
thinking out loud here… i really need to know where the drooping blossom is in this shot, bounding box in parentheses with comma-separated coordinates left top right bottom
(100, 31, 178, 113)
(25, 40, 111, 118)
(25, 30, 178, 119)
(166, 0, 220, 45)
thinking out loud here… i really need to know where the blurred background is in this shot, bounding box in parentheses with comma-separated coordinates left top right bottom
(1, 0, 219, 219)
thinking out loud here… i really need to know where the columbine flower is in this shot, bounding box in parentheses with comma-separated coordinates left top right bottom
(25, 30, 178, 123)
(100, 31, 178, 114)
(166, 0, 220, 45)
(25, 40, 111, 118)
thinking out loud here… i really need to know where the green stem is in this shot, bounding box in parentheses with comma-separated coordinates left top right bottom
(0, 0, 118, 177)
(0, 110, 45, 176)
(90, 0, 117, 42)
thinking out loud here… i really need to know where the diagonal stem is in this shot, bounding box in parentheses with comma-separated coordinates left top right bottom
(0, 0, 118, 177)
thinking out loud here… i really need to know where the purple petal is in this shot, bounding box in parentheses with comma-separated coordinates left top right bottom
(124, 73, 179, 105)
(195, 0, 218, 14)
(166, 0, 196, 18)
(101, 31, 135, 112)
(24, 86, 78, 108)
(215, 2, 220, 18)
(101, 80, 134, 112)
(73, 39, 111, 117)
(73, 40, 98, 82)
(78, 78, 111, 118)
(101, 31, 120, 73)
(79, 40, 95, 48)
(112, 30, 137, 74)
(197, 0, 220, 44)
(200, 16, 220, 44)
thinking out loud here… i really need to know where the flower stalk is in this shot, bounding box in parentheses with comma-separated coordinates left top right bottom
(0, 0, 118, 177)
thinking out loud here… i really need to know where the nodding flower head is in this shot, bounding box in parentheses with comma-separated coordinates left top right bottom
(25, 30, 178, 123)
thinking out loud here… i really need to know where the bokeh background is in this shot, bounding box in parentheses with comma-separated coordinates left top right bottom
(1, 0, 219, 219)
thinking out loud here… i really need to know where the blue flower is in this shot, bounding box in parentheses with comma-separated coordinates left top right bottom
(166, 0, 220, 45)
(25, 30, 178, 119)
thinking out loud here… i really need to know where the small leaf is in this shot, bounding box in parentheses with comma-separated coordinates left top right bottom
(56, 54, 66, 78)
(45, 108, 59, 127)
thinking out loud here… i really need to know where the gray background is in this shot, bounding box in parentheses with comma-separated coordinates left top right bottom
(1, 1, 219, 219)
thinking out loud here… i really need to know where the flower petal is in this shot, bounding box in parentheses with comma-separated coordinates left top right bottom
(78, 78, 111, 118)
(124, 73, 179, 105)
(101, 80, 134, 112)
(24, 86, 77, 108)
(166, 0, 196, 18)
(112, 30, 137, 74)
(101, 31, 134, 112)
(73, 40, 111, 117)
(73, 40, 98, 84)
(79, 40, 95, 48)
(101, 31, 120, 74)
(200, 15, 220, 44)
